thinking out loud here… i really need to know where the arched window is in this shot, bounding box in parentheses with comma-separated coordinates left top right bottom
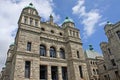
(116, 31, 120, 39)
(40, 45, 46, 56)
(60, 48, 65, 59)
(50, 47, 56, 58)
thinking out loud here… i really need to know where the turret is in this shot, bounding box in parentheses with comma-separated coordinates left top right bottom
(49, 14, 53, 24)
(62, 17, 75, 28)
(18, 3, 40, 28)
(104, 21, 113, 38)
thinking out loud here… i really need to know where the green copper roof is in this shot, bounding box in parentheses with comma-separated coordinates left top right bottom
(63, 17, 74, 23)
(10, 42, 14, 46)
(85, 45, 102, 59)
(24, 3, 35, 9)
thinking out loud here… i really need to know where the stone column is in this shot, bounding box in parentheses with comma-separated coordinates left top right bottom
(47, 65, 52, 80)
(57, 50, 60, 58)
(56, 47, 60, 58)
(58, 66, 63, 80)
(46, 48, 50, 57)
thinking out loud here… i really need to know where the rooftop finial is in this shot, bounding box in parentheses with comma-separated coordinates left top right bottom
(66, 16, 69, 19)
(107, 21, 112, 25)
(89, 45, 94, 51)
(29, 3, 33, 6)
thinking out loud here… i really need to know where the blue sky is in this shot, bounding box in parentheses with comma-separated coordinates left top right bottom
(0, 0, 120, 71)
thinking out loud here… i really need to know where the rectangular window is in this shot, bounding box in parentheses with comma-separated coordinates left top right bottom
(51, 66, 58, 80)
(115, 71, 120, 79)
(30, 18, 33, 25)
(111, 59, 116, 66)
(24, 17, 27, 24)
(27, 42, 31, 51)
(35, 20, 38, 26)
(104, 75, 107, 80)
(108, 48, 111, 54)
(40, 65, 47, 79)
(77, 51, 80, 58)
(107, 74, 110, 80)
(25, 61, 31, 78)
(62, 67, 68, 80)
(79, 66, 83, 78)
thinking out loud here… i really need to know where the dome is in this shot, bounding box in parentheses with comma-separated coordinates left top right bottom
(63, 17, 74, 23)
(24, 3, 35, 9)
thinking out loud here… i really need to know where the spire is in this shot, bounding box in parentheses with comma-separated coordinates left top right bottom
(24, 3, 35, 9)
(49, 14, 53, 24)
(63, 17, 74, 23)
(107, 21, 112, 25)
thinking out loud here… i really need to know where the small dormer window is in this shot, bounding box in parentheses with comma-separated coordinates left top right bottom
(59, 32, 62, 36)
(41, 28, 45, 31)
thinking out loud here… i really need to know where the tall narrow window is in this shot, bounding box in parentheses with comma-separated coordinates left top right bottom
(96, 69, 99, 75)
(116, 31, 120, 39)
(40, 65, 47, 80)
(35, 20, 38, 26)
(115, 71, 120, 79)
(108, 48, 111, 54)
(77, 51, 80, 58)
(60, 48, 65, 59)
(79, 66, 83, 78)
(93, 69, 96, 75)
(62, 67, 68, 80)
(73, 31, 75, 36)
(27, 42, 31, 51)
(51, 66, 58, 80)
(111, 59, 116, 66)
(103, 64, 107, 70)
(40, 45, 46, 56)
(104, 75, 107, 80)
(50, 47, 56, 58)
(25, 61, 31, 78)
(70, 30, 72, 35)
(30, 18, 33, 25)
(24, 17, 27, 24)
(107, 74, 110, 80)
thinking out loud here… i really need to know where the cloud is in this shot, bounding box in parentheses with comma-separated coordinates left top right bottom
(0, 0, 59, 71)
(72, 0, 101, 39)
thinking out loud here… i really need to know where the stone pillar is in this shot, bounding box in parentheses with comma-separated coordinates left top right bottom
(57, 50, 60, 58)
(47, 48, 50, 57)
(58, 66, 63, 80)
(47, 65, 52, 80)
(56, 47, 60, 58)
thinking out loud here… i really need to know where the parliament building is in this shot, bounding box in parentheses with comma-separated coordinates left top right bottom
(0, 3, 89, 80)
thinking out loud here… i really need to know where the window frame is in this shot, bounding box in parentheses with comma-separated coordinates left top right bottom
(50, 47, 56, 58)
(40, 45, 46, 56)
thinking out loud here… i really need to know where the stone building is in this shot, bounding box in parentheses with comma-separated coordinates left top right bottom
(0, 3, 89, 80)
(85, 45, 102, 80)
(98, 21, 120, 80)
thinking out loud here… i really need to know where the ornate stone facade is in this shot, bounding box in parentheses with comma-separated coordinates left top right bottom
(98, 21, 120, 80)
(84, 45, 102, 80)
(0, 3, 89, 80)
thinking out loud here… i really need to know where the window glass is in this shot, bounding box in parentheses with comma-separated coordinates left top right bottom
(60, 48, 65, 59)
(50, 47, 56, 58)
(40, 45, 46, 56)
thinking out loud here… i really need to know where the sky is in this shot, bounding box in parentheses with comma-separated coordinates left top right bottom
(0, 0, 120, 71)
